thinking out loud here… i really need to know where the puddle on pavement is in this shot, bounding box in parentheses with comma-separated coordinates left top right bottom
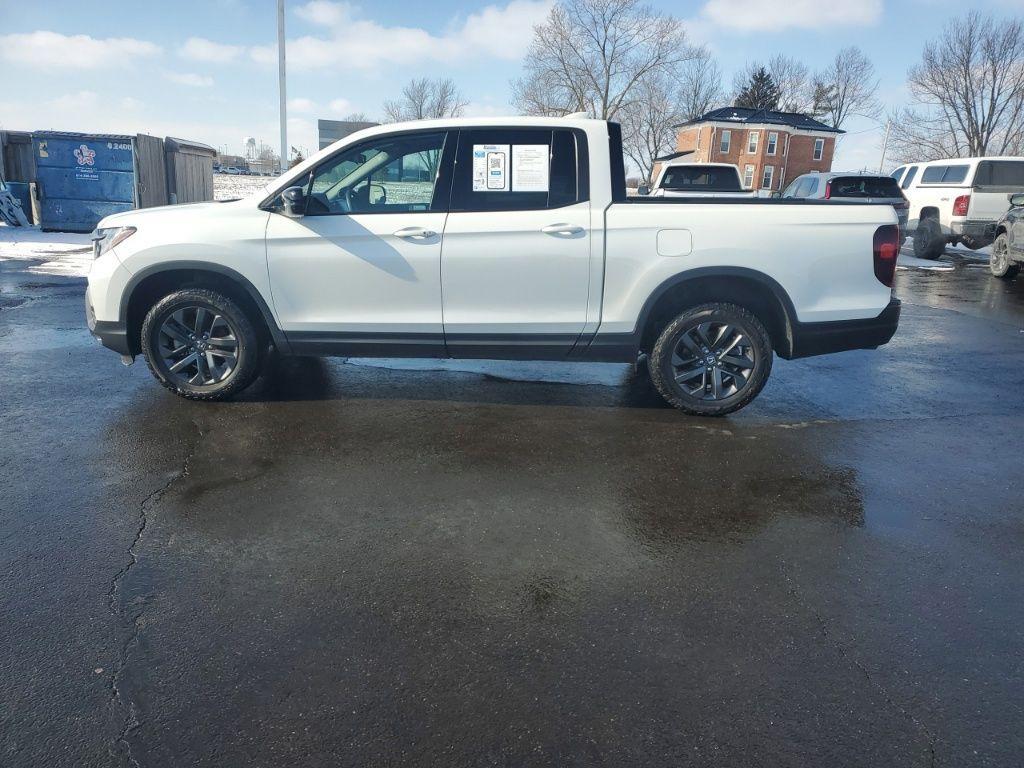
(344, 358, 635, 387)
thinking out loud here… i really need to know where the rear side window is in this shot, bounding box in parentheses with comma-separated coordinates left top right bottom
(974, 160, 1024, 187)
(451, 128, 588, 212)
(921, 164, 969, 184)
(659, 166, 742, 192)
(828, 176, 904, 198)
(901, 165, 918, 189)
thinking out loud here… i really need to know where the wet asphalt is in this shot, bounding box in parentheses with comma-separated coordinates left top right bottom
(1, 250, 1023, 768)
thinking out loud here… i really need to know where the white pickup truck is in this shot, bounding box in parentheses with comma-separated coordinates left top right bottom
(87, 117, 901, 416)
(646, 161, 755, 199)
(891, 157, 1024, 260)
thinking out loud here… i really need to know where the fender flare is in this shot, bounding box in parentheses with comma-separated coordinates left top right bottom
(119, 260, 291, 353)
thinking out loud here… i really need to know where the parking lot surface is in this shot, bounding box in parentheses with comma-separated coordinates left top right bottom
(1, 250, 1023, 767)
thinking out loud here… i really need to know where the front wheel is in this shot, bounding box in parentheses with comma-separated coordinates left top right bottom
(990, 233, 1021, 280)
(648, 303, 773, 416)
(140, 288, 262, 400)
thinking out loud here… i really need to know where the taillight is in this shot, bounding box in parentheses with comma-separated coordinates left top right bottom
(873, 225, 899, 287)
(953, 194, 970, 217)
(824, 180, 832, 199)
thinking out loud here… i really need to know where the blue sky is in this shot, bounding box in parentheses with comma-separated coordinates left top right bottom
(2, 0, 1022, 169)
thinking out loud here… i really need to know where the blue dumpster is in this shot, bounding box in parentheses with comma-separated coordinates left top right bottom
(32, 132, 137, 232)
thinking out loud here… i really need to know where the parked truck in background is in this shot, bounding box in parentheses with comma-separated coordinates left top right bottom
(891, 157, 1024, 260)
(644, 161, 755, 199)
(86, 117, 901, 416)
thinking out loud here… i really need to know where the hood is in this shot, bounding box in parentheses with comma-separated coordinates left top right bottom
(97, 198, 253, 229)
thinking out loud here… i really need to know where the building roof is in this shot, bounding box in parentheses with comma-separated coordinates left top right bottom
(676, 107, 843, 134)
(653, 150, 695, 163)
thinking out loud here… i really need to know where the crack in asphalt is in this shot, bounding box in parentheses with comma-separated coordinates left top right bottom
(777, 559, 939, 768)
(106, 428, 203, 768)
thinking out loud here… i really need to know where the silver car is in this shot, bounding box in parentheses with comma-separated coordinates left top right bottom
(782, 171, 909, 234)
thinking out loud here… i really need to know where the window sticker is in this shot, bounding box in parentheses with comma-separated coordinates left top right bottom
(473, 144, 510, 191)
(512, 144, 549, 193)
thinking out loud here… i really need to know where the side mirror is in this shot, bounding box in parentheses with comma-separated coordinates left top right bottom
(637, 184, 650, 196)
(1009, 193, 1024, 208)
(281, 186, 307, 217)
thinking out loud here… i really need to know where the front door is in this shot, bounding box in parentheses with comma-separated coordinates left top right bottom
(440, 128, 592, 358)
(266, 129, 453, 355)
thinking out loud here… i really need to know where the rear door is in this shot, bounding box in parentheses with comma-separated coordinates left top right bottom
(439, 128, 592, 358)
(971, 160, 1024, 222)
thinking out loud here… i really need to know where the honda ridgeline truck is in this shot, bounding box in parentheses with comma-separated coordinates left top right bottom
(86, 117, 901, 416)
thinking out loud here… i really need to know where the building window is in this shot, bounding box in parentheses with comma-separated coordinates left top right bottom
(747, 131, 758, 153)
(719, 129, 731, 154)
(761, 165, 775, 189)
(743, 164, 755, 189)
(767, 132, 778, 156)
(813, 138, 825, 161)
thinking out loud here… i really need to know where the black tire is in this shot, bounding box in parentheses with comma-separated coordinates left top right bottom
(913, 217, 946, 260)
(989, 233, 1021, 280)
(140, 288, 261, 401)
(648, 302, 773, 417)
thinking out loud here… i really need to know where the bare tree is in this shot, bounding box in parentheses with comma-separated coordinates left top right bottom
(732, 55, 811, 112)
(890, 12, 1024, 162)
(512, 0, 697, 120)
(619, 71, 681, 183)
(341, 111, 373, 123)
(677, 49, 724, 121)
(812, 47, 880, 128)
(383, 78, 468, 122)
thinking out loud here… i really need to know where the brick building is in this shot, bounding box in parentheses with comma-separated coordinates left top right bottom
(655, 107, 843, 193)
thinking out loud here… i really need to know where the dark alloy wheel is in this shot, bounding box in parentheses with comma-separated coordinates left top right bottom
(648, 302, 773, 416)
(141, 288, 261, 400)
(990, 233, 1021, 280)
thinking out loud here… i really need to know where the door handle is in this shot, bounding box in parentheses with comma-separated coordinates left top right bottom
(393, 226, 436, 239)
(541, 223, 584, 235)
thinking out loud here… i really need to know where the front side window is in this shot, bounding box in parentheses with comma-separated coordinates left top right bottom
(450, 128, 586, 212)
(761, 165, 775, 189)
(720, 130, 731, 153)
(890, 166, 905, 182)
(747, 131, 759, 153)
(306, 131, 447, 215)
(743, 164, 755, 189)
(813, 138, 825, 161)
(901, 165, 918, 189)
(767, 132, 778, 156)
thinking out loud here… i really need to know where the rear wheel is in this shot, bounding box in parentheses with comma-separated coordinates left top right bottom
(141, 288, 261, 400)
(913, 217, 946, 260)
(990, 233, 1021, 279)
(648, 302, 773, 417)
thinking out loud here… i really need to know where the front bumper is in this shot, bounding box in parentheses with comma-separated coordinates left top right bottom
(86, 287, 131, 355)
(788, 298, 901, 359)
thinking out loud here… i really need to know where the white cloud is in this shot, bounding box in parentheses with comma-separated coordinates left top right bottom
(0, 31, 160, 69)
(252, 0, 552, 71)
(165, 71, 215, 88)
(179, 36, 245, 63)
(700, 0, 882, 32)
(288, 97, 317, 112)
(328, 98, 353, 115)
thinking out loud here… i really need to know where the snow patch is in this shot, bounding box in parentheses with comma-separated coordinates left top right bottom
(0, 224, 93, 277)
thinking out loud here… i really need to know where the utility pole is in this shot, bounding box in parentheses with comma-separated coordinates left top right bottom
(878, 119, 891, 174)
(277, 0, 287, 172)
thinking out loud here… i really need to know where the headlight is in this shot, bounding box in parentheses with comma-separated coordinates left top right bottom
(91, 226, 136, 259)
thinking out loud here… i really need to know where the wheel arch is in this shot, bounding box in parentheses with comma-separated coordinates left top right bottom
(636, 267, 796, 359)
(121, 261, 289, 356)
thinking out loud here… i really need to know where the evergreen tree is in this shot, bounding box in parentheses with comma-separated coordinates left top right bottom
(734, 67, 781, 110)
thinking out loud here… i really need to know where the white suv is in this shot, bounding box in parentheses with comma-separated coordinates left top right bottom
(891, 157, 1024, 260)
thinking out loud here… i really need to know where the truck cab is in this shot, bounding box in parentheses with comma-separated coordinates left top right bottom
(647, 162, 754, 199)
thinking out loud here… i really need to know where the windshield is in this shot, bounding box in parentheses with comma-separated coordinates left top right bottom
(828, 176, 904, 198)
(660, 166, 742, 192)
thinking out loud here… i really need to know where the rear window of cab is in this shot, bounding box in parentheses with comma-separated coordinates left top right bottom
(920, 165, 970, 184)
